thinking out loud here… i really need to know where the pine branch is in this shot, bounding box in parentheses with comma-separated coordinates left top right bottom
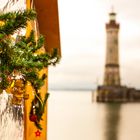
(35, 121, 42, 130)
(0, 10, 36, 37)
(0, 9, 60, 130)
(32, 35, 44, 52)
(42, 93, 49, 112)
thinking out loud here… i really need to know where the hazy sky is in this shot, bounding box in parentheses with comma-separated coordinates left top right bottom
(0, 0, 140, 90)
(49, 0, 140, 90)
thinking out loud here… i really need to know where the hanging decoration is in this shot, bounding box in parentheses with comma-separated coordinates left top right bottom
(35, 130, 41, 137)
(0, 9, 59, 130)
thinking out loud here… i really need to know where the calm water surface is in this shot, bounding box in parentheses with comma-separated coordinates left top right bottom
(48, 91, 140, 140)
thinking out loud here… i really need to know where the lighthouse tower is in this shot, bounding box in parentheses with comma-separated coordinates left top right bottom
(104, 11, 121, 86)
(96, 10, 140, 102)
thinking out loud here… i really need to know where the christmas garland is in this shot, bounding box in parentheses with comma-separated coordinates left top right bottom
(0, 9, 59, 130)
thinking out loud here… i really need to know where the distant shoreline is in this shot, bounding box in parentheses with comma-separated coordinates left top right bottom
(49, 88, 96, 92)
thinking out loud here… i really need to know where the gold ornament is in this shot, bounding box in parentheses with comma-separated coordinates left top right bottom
(10, 79, 25, 105)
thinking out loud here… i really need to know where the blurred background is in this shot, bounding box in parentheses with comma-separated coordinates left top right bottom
(49, 0, 140, 90)
(48, 1, 140, 140)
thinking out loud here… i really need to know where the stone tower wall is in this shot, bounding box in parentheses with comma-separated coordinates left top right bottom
(104, 13, 121, 86)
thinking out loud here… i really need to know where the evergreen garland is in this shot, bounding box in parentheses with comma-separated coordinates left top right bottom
(0, 9, 60, 130)
(0, 10, 36, 89)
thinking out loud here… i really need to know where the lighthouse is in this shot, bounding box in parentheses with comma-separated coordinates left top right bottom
(104, 11, 121, 86)
(96, 10, 140, 102)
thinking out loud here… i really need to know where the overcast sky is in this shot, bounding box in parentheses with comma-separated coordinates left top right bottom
(49, 0, 140, 90)
(0, 0, 140, 90)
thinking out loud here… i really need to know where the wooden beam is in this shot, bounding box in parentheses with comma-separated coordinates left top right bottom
(34, 0, 61, 56)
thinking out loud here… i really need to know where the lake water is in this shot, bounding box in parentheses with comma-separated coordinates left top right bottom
(48, 90, 140, 140)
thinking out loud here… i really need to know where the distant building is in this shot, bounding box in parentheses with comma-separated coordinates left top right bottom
(96, 10, 140, 102)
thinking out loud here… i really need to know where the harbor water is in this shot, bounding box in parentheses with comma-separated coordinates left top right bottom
(48, 90, 140, 140)
(1, 90, 140, 140)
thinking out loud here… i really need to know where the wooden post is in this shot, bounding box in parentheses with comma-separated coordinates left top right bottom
(24, 0, 61, 140)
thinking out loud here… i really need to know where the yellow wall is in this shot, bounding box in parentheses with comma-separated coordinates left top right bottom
(24, 0, 61, 139)
(24, 0, 48, 140)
